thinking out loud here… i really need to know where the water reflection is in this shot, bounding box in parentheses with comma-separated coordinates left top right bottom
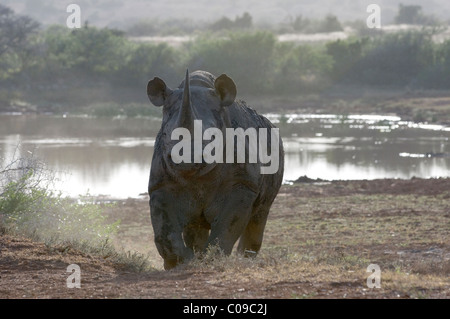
(0, 114, 449, 198)
(283, 138, 449, 182)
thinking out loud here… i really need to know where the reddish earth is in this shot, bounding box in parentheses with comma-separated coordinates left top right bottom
(1, 178, 449, 299)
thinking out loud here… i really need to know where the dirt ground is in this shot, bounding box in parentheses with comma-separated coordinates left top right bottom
(1, 178, 449, 299)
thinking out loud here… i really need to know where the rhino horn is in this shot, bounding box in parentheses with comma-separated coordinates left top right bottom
(178, 69, 194, 129)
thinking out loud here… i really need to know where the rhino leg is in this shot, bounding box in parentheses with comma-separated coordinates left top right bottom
(150, 189, 194, 270)
(205, 185, 257, 255)
(183, 224, 209, 253)
(237, 207, 270, 257)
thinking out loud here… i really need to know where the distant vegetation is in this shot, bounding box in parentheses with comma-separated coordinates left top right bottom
(395, 4, 440, 26)
(279, 14, 344, 34)
(126, 12, 344, 36)
(1, 3, 450, 114)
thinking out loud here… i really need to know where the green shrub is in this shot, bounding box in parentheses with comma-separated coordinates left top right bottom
(115, 42, 180, 88)
(326, 37, 368, 82)
(0, 149, 156, 273)
(275, 43, 333, 93)
(359, 31, 435, 86)
(0, 152, 119, 245)
(416, 39, 450, 89)
(187, 31, 277, 94)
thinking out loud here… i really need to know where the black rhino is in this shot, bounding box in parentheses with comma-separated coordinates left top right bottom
(147, 70, 284, 269)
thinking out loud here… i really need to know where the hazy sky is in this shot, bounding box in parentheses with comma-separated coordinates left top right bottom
(1, 0, 449, 28)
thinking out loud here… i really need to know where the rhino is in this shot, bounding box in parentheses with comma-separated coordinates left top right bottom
(147, 70, 284, 269)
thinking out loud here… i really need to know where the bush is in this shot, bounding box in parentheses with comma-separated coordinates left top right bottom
(187, 31, 277, 94)
(0, 149, 119, 245)
(318, 15, 343, 33)
(275, 43, 333, 93)
(394, 4, 439, 26)
(3, 1, 450, 108)
(115, 42, 179, 88)
(326, 30, 436, 87)
(326, 37, 368, 82)
(286, 14, 344, 34)
(186, 30, 336, 95)
(358, 31, 435, 86)
(209, 12, 253, 32)
(43, 24, 131, 77)
(416, 39, 450, 89)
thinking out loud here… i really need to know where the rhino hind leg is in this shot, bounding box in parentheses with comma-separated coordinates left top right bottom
(237, 206, 270, 257)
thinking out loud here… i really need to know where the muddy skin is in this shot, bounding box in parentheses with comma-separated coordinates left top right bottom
(147, 70, 284, 270)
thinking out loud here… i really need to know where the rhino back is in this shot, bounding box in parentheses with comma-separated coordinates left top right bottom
(227, 100, 284, 199)
(227, 100, 275, 130)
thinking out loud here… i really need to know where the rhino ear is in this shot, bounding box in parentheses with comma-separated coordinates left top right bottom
(215, 74, 236, 107)
(147, 77, 173, 107)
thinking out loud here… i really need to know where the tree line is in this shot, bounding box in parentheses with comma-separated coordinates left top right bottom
(1, 4, 450, 110)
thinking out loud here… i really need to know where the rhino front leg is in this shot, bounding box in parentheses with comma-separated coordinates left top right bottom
(205, 185, 258, 255)
(150, 190, 194, 270)
(183, 224, 209, 253)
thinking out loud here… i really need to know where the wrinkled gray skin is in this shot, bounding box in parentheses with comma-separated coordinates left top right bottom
(147, 70, 284, 270)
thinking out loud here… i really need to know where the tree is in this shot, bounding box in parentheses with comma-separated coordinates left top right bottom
(292, 15, 310, 32)
(53, 25, 130, 77)
(209, 17, 234, 31)
(209, 12, 253, 32)
(326, 38, 367, 81)
(0, 4, 40, 79)
(395, 4, 423, 24)
(360, 31, 435, 86)
(116, 43, 178, 87)
(319, 15, 343, 33)
(274, 43, 332, 93)
(188, 32, 276, 93)
(394, 4, 438, 25)
(234, 12, 252, 29)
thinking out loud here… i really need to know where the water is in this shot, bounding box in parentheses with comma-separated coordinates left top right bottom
(0, 114, 449, 198)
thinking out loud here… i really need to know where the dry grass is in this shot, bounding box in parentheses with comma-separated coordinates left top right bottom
(1, 180, 448, 298)
(110, 183, 447, 297)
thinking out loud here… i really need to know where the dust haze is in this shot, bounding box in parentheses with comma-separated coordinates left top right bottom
(2, 0, 450, 28)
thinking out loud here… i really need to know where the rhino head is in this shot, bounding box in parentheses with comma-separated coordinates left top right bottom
(147, 70, 237, 175)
